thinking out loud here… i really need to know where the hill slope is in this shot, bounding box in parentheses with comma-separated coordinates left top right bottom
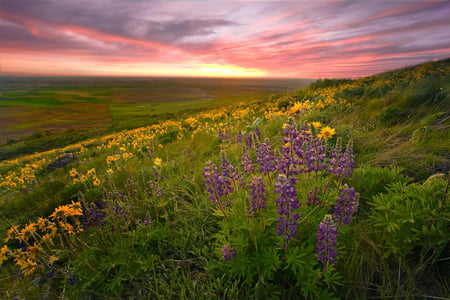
(0, 59, 449, 299)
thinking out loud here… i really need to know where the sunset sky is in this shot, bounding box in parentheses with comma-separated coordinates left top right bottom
(1, 0, 449, 78)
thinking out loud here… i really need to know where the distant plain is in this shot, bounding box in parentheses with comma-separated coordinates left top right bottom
(0, 76, 313, 144)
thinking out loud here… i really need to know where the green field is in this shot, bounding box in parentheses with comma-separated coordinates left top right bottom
(0, 60, 449, 299)
(0, 76, 312, 160)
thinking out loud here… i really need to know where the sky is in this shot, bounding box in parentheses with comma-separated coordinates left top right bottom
(1, 0, 449, 78)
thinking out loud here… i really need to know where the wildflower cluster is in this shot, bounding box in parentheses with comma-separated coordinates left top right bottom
(204, 118, 358, 267)
(70, 168, 101, 186)
(2, 202, 84, 276)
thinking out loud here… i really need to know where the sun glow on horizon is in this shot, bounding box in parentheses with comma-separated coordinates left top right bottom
(183, 63, 266, 78)
(1, 52, 267, 78)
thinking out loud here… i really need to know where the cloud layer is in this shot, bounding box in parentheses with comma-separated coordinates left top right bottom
(1, 0, 449, 78)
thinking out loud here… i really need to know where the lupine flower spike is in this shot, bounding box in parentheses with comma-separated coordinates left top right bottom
(316, 214, 338, 268)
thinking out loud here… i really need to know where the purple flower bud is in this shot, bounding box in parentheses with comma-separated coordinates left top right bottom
(245, 134, 253, 150)
(241, 152, 254, 173)
(328, 143, 355, 177)
(333, 185, 358, 227)
(316, 215, 338, 267)
(69, 277, 77, 286)
(254, 126, 261, 141)
(218, 130, 226, 141)
(255, 138, 276, 176)
(236, 132, 243, 143)
(274, 174, 300, 246)
(221, 244, 236, 262)
(249, 177, 267, 212)
(143, 211, 151, 226)
(203, 156, 236, 207)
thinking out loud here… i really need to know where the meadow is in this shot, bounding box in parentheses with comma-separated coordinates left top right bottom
(0, 76, 311, 161)
(0, 59, 449, 299)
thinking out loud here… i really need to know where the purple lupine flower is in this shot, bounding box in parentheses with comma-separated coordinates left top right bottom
(203, 160, 234, 206)
(255, 138, 276, 176)
(241, 152, 255, 173)
(218, 130, 226, 141)
(254, 126, 261, 141)
(292, 123, 314, 174)
(249, 177, 268, 213)
(328, 143, 355, 178)
(274, 174, 301, 246)
(316, 214, 338, 267)
(245, 134, 253, 150)
(278, 120, 306, 176)
(203, 161, 222, 205)
(69, 277, 77, 285)
(221, 245, 236, 262)
(342, 144, 355, 177)
(143, 211, 151, 226)
(236, 132, 243, 143)
(304, 137, 327, 172)
(333, 185, 358, 227)
(221, 153, 241, 188)
(83, 201, 107, 229)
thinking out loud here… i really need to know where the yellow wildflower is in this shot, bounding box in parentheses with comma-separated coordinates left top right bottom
(50, 205, 72, 220)
(20, 223, 37, 241)
(69, 168, 77, 177)
(36, 217, 48, 231)
(318, 126, 336, 140)
(158, 144, 163, 148)
(312, 122, 322, 129)
(5, 225, 19, 243)
(87, 168, 96, 177)
(0, 245, 9, 265)
(93, 178, 101, 186)
(154, 158, 162, 166)
(28, 243, 43, 260)
(16, 257, 37, 276)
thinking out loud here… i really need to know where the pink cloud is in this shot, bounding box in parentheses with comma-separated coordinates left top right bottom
(1, 1, 449, 78)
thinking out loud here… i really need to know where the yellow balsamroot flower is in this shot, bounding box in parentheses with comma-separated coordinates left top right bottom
(0, 245, 9, 265)
(87, 168, 96, 177)
(106, 168, 114, 175)
(69, 168, 77, 177)
(28, 243, 43, 260)
(318, 126, 336, 140)
(16, 257, 37, 276)
(312, 122, 322, 129)
(50, 202, 82, 220)
(50, 206, 72, 219)
(68, 201, 83, 216)
(158, 144, 163, 149)
(5, 225, 19, 243)
(154, 158, 162, 166)
(20, 222, 37, 241)
(122, 153, 129, 159)
(93, 178, 101, 186)
(36, 217, 49, 231)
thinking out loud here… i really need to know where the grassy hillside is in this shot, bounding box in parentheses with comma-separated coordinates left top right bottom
(0, 59, 449, 299)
